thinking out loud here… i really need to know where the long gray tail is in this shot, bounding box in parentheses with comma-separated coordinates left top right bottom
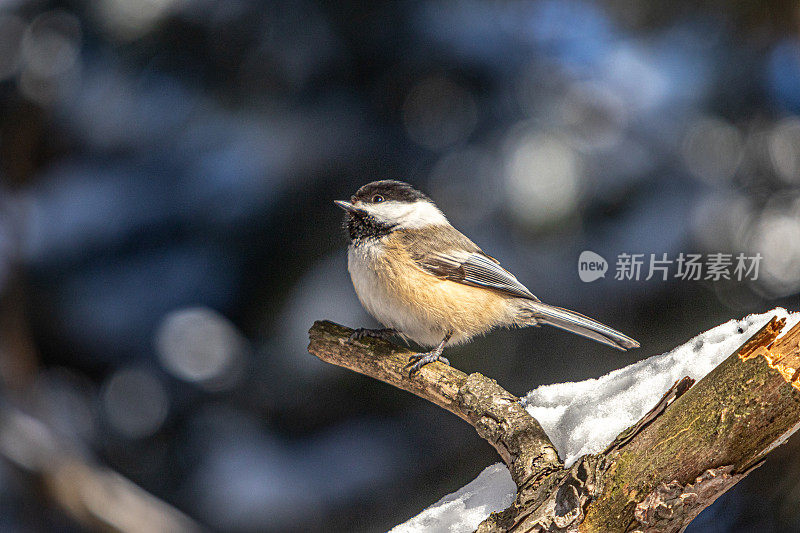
(523, 301, 639, 351)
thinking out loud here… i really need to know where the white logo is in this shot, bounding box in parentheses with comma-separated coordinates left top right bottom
(578, 251, 608, 282)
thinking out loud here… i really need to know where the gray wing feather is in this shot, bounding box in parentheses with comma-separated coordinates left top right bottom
(398, 226, 538, 300)
(460, 254, 538, 300)
(418, 250, 539, 300)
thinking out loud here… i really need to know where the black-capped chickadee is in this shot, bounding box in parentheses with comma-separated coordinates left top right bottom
(335, 180, 639, 374)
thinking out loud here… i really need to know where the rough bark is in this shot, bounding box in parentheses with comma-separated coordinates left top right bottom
(579, 317, 800, 532)
(307, 321, 560, 487)
(307, 316, 800, 533)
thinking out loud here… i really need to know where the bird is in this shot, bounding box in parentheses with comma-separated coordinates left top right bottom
(335, 180, 639, 375)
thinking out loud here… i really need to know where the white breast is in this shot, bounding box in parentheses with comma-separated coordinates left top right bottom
(347, 242, 444, 346)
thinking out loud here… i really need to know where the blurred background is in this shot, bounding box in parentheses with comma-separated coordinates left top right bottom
(0, 0, 799, 531)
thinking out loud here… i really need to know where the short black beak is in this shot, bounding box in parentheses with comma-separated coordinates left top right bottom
(334, 200, 362, 214)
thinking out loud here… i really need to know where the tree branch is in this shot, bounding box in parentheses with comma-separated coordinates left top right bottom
(579, 316, 800, 532)
(308, 316, 800, 532)
(308, 321, 561, 487)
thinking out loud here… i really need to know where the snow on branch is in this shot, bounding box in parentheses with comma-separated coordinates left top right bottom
(308, 308, 800, 532)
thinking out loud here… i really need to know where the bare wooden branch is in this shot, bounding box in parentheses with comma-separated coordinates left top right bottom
(308, 320, 561, 486)
(308, 316, 800, 533)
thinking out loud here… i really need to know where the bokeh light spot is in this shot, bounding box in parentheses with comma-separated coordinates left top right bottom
(102, 367, 169, 439)
(503, 130, 582, 228)
(681, 116, 743, 183)
(155, 307, 245, 390)
(93, 0, 182, 41)
(749, 210, 800, 297)
(768, 117, 800, 184)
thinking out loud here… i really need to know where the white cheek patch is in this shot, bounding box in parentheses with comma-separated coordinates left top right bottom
(361, 200, 448, 229)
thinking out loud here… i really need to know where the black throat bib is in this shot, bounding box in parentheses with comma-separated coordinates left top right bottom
(346, 212, 395, 242)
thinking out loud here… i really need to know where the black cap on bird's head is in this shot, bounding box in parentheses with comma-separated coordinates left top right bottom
(334, 181, 443, 241)
(352, 180, 429, 204)
(334, 180, 428, 213)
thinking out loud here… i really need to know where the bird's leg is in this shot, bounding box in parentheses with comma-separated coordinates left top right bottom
(406, 333, 452, 376)
(348, 327, 397, 342)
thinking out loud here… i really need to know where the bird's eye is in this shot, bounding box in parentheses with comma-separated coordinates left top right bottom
(372, 195, 385, 203)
